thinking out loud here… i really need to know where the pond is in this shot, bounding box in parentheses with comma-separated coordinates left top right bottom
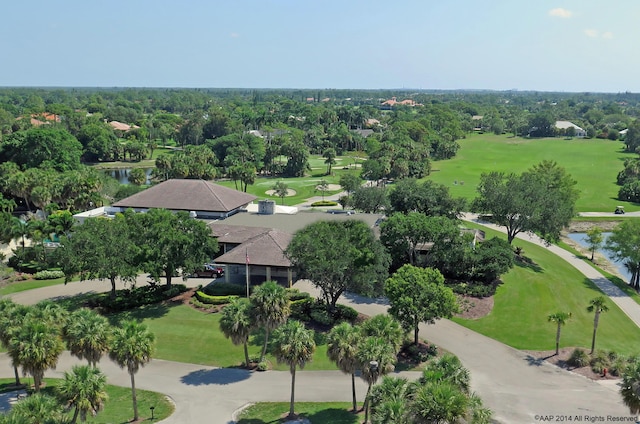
(103, 168, 153, 185)
(566, 232, 630, 282)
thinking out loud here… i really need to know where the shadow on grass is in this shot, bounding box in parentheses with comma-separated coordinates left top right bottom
(579, 276, 633, 299)
(514, 256, 543, 273)
(180, 367, 252, 386)
(235, 408, 358, 424)
(306, 408, 360, 424)
(106, 302, 173, 325)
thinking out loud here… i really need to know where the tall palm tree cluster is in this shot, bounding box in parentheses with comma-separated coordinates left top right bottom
(0, 298, 155, 423)
(220, 281, 317, 419)
(221, 280, 493, 422)
(326, 316, 492, 424)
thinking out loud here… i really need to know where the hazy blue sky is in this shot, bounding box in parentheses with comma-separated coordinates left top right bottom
(1, 0, 636, 92)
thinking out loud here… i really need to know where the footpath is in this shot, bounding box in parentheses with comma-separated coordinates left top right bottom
(462, 213, 640, 328)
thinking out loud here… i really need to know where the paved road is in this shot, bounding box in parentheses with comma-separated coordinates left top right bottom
(3, 277, 634, 423)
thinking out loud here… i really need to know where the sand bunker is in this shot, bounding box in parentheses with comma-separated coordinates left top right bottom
(265, 189, 297, 197)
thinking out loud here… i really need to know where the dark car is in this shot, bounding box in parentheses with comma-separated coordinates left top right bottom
(191, 264, 224, 278)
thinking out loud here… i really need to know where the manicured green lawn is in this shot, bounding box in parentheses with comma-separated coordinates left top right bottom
(0, 277, 65, 296)
(427, 133, 636, 212)
(215, 155, 360, 206)
(110, 304, 337, 371)
(236, 402, 358, 423)
(455, 223, 640, 354)
(0, 378, 173, 423)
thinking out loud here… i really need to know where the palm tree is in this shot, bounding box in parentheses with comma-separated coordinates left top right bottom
(409, 381, 469, 424)
(57, 364, 108, 423)
(360, 314, 404, 353)
(271, 320, 316, 419)
(356, 336, 397, 423)
(323, 147, 337, 175)
(327, 322, 361, 412)
(250, 281, 290, 362)
(219, 298, 253, 367)
(421, 353, 471, 394)
(0, 300, 30, 386)
(272, 181, 289, 205)
(370, 376, 410, 424)
(62, 308, 112, 367)
(9, 393, 66, 424)
(621, 359, 640, 416)
(9, 217, 29, 255)
(8, 318, 64, 392)
(30, 300, 69, 332)
(109, 320, 155, 422)
(587, 296, 609, 354)
(548, 311, 572, 355)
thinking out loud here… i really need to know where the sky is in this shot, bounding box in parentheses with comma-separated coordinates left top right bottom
(1, 0, 638, 92)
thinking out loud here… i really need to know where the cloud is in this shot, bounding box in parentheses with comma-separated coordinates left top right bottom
(584, 29, 598, 38)
(230, 32, 240, 38)
(602, 32, 614, 39)
(548, 8, 572, 18)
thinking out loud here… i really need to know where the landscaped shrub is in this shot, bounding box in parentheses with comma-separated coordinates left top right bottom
(310, 200, 338, 207)
(567, 348, 589, 368)
(290, 298, 314, 322)
(256, 361, 268, 371)
(447, 281, 496, 298)
(310, 309, 333, 326)
(590, 350, 611, 374)
(286, 288, 310, 301)
(202, 282, 247, 297)
(94, 284, 188, 312)
(34, 270, 65, 280)
(194, 291, 238, 305)
(609, 356, 628, 377)
(333, 304, 358, 322)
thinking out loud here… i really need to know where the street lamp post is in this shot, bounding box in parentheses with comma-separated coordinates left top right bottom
(364, 360, 379, 424)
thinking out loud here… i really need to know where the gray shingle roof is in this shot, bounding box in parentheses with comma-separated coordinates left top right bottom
(113, 179, 257, 213)
(213, 226, 292, 267)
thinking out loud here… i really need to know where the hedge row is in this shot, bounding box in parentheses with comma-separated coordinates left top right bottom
(91, 284, 188, 312)
(195, 291, 239, 305)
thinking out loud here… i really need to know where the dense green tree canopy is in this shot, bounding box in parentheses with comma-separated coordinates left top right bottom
(472, 160, 578, 244)
(385, 265, 458, 345)
(286, 219, 391, 309)
(0, 127, 83, 171)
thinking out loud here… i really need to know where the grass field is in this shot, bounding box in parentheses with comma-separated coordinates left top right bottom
(236, 402, 358, 424)
(455, 222, 640, 354)
(108, 303, 337, 371)
(216, 154, 360, 206)
(0, 378, 173, 423)
(427, 133, 637, 212)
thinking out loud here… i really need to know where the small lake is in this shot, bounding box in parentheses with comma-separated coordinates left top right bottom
(566, 232, 631, 282)
(103, 168, 153, 185)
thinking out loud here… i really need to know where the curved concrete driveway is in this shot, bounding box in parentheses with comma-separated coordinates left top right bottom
(2, 275, 633, 423)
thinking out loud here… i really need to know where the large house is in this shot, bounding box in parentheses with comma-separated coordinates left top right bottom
(74, 179, 257, 222)
(208, 212, 384, 286)
(554, 121, 586, 137)
(111, 179, 257, 219)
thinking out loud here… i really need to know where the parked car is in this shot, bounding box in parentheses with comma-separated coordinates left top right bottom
(614, 206, 625, 214)
(191, 264, 224, 278)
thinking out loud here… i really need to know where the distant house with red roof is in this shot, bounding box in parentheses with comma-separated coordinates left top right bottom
(380, 97, 421, 109)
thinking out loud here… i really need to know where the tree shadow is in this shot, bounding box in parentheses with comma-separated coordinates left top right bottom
(514, 255, 543, 273)
(524, 354, 552, 367)
(180, 367, 252, 386)
(306, 408, 359, 423)
(106, 302, 172, 325)
(342, 291, 389, 306)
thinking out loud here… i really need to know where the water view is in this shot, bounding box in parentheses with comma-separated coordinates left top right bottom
(103, 168, 153, 185)
(566, 232, 631, 282)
